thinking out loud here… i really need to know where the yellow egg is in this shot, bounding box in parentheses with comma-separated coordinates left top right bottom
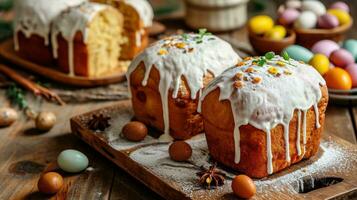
(328, 9, 351, 25)
(309, 54, 330, 75)
(249, 15, 274, 35)
(264, 25, 287, 40)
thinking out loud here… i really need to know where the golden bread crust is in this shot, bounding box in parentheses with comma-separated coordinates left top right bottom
(201, 86, 328, 178)
(130, 62, 213, 140)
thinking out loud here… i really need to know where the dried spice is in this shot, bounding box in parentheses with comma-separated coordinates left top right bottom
(233, 81, 244, 88)
(87, 114, 111, 131)
(196, 164, 226, 189)
(234, 72, 244, 81)
(268, 66, 279, 75)
(252, 76, 262, 84)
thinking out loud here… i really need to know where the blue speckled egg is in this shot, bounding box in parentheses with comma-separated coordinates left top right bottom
(283, 45, 314, 63)
(57, 149, 89, 173)
(343, 39, 357, 62)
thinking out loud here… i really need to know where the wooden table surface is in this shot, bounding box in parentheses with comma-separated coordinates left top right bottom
(1, 1, 357, 199)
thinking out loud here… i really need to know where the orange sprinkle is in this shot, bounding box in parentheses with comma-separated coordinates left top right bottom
(234, 72, 244, 80)
(233, 81, 244, 88)
(244, 57, 252, 61)
(268, 66, 278, 75)
(252, 77, 262, 84)
(158, 49, 168, 55)
(245, 67, 255, 73)
(236, 62, 245, 67)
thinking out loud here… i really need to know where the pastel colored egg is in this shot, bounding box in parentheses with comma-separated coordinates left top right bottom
(327, 9, 351, 25)
(330, 49, 355, 68)
(317, 14, 339, 29)
(248, 15, 274, 35)
(324, 67, 352, 90)
(311, 40, 340, 57)
(302, 0, 326, 16)
(330, 2, 350, 13)
(57, 149, 89, 173)
(286, 0, 302, 10)
(278, 8, 300, 26)
(294, 11, 317, 29)
(277, 5, 286, 16)
(264, 25, 287, 40)
(283, 45, 314, 63)
(343, 39, 357, 62)
(345, 64, 357, 87)
(309, 54, 330, 75)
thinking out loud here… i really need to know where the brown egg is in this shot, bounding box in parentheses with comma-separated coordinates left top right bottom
(36, 112, 56, 131)
(122, 121, 148, 142)
(169, 141, 192, 162)
(231, 175, 256, 199)
(0, 107, 18, 127)
(37, 172, 64, 194)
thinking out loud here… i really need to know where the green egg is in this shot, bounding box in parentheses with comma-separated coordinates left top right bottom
(283, 45, 314, 63)
(57, 149, 89, 173)
(343, 39, 357, 62)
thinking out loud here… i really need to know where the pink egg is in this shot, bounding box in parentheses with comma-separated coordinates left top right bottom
(330, 2, 350, 13)
(278, 8, 300, 26)
(345, 63, 357, 87)
(317, 14, 339, 29)
(330, 49, 355, 68)
(311, 40, 340, 57)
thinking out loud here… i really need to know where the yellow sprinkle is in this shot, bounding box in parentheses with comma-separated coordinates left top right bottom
(233, 81, 244, 88)
(252, 77, 262, 84)
(277, 61, 285, 67)
(268, 66, 278, 75)
(175, 42, 186, 49)
(284, 70, 292, 75)
(158, 49, 168, 55)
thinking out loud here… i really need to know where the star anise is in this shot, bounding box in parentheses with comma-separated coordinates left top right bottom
(196, 163, 226, 189)
(87, 114, 111, 131)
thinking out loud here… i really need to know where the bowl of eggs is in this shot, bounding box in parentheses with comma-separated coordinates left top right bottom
(278, 0, 353, 48)
(283, 38, 357, 103)
(248, 15, 296, 54)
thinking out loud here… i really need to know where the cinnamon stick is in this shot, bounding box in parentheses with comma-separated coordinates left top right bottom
(0, 64, 66, 105)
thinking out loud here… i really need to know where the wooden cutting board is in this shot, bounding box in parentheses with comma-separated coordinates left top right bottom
(70, 100, 357, 200)
(0, 39, 127, 87)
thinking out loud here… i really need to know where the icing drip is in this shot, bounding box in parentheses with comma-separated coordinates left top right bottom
(314, 104, 321, 128)
(283, 123, 291, 162)
(302, 109, 307, 155)
(266, 129, 273, 174)
(13, 0, 86, 49)
(200, 55, 326, 175)
(127, 33, 240, 141)
(51, 2, 108, 76)
(297, 110, 302, 156)
(124, 0, 153, 27)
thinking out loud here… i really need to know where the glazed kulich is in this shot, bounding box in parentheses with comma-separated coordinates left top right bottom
(127, 33, 240, 141)
(200, 55, 328, 178)
(91, 0, 154, 60)
(13, 0, 86, 65)
(51, 2, 125, 77)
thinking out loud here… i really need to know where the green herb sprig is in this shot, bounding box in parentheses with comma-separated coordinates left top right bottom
(6, 83, 28, 109)
(196, 28, 212, 44)
(254, 51, 276, 66)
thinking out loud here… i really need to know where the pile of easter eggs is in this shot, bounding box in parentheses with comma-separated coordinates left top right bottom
(249, 15, 288, 41)
(278, 0, 351, 29)
(284, 39, 357, 90)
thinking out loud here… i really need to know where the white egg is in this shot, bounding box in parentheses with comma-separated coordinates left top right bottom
(294, 11, 317, 29)
(302, 0, 326, 16)
(286, 0, 302, 10)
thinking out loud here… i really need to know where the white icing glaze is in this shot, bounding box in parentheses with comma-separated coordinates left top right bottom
(51, 2, 108, 76)
(200, 55, 326, 175)
(297, 110, 302, 156)
(127, 33, 240, 141)
(13, 0, 86, 50)
(124, 0, 153, 27)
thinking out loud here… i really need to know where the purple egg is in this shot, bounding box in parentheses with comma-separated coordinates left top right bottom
(330, 49, 355, 68)
(317, 14, 339, 29)
(278, 8, 300, 26)
(330, 2, 350, 13)
(345, 63, 357, 87)
(311, 40, 340, 57)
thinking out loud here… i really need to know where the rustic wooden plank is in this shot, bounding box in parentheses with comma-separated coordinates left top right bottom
(325, 106, 356, 144)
